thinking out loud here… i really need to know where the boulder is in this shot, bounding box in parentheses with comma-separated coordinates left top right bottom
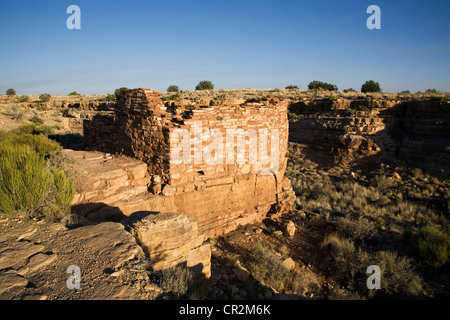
(125, 212, 211, 278)
(282, 220, 296, 237)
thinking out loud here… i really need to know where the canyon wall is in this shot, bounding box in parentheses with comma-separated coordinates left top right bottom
(289, 99, 450, 174)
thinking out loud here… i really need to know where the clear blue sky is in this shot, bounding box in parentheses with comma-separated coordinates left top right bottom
(0, 0, 449, 95)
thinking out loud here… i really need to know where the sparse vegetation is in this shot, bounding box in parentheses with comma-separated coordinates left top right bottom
(39, 93, 51, 102)
(167, 85, 180, 93)
(285, 85, 299, 90)
(114, 87, 128, 99)
(6, 88, 16, 96)
(0, 125, 74, 220)
(195, 80, 214, 91)
(18, 95, 29, 102)
(159, 265, 193, 298)
(29, 115, 44, 125)
(361, 80, 381, 93)
(286, 141, 449, 299)
(308, 81, 338, 91)
(246, 242, 320, 296)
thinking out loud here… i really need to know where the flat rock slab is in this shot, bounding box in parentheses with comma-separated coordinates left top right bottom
(0, 222, 160, 300)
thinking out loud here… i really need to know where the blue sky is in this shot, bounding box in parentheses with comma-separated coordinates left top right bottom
(0, 0, 449, 95)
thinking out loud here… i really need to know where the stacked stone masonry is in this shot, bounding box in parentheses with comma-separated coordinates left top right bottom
(82, 88, 296, 238)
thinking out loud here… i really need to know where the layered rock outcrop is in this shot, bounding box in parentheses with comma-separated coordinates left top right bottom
(289, 99, 450, 174)
(125, 212, 211, 278)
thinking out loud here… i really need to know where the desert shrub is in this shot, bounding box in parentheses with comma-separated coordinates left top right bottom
(308, 81, 338, 91)
(0, 129, 74, 219)
(333, 216, 376, 242)
(321, 234, 369, 288)
(18, 95, 29, 102)
(328, 287, 366, 300)
(322, 233, 424, 298)
(167, 85, 180, 93)
(410, 167, 423, 179)
(6, 88, 16, 96)
(12, 124, 55, 136)
(343, 88, 356, 93)
(114, 87, 128, 99)
(285, 85, 299, 90)
(247, 242, 320, 295)
(159, 265, 192, 298)
(6, 106, 26, 121)
(51, 170, 75, 208)
(195, 80, 214, 90)
(29, 115, 44, 125)
(0, 144, 52, 213)
(373, 250, 424, 297)
(361, 80, 381, 93)
(4, 134, 62, 158)
(68, 91, 80, 96)
(405, 225, 450, 269)
(370, 174, 395, 190)
(46, 151, 79, 182)
(355, 105, 370, 112)
(39, 93, 51, 102)
(167, 93, 180, 100)
(287, 112, 299, 121)
(103, 93, 116, 101)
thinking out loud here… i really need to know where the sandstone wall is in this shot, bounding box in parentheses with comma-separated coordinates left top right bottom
(79, 89, 295, 238)
(84, 89, 290, 187)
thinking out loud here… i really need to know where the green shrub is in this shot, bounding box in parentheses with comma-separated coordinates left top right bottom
(6, 106, 25, 121)
(0, 144, 52, 213)
(167, 85, 180, 93)
(333, 216, 376, 241)
(361, 80, 381, 93)
(247, 242, 320, 295)
(29, 115, 44, 125)
(406, 225, 450, 269)
(68, 91, 80, 96)
(370, 174, 395, 190)
(18, 95, 29, 102)
(285, 85, 299, 90)
(322, 233, 424, 298)
(159, 265, 192, 298)
(51, 170, 75, 208)
(12, 124, 55, 136)
(114, 87, 128, 99)
(6, 88, 16, 96)
(167, 93, 180, 100)
(5, 134, 62, 158)
(373, 250, 424, 297)
(195, 80, 214, 90)
(308, 81, 338, 91)
(39, 93, 51, 102)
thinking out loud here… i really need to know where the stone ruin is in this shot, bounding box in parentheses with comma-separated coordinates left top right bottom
(77, 88, 296, 277)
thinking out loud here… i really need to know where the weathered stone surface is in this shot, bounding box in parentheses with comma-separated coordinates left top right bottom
(282, 220, 296, 237)
(289, 100, 450, 173)
(281, 258, 296, 271)
(67, 149, 151, 207)
(125, 212, 211, 278)
(0, 222, 157, 300)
